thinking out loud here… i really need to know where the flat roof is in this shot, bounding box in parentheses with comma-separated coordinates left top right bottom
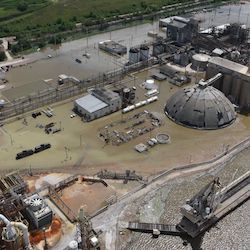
(208, 57, 248, 74)
(75, 94, 108, 113)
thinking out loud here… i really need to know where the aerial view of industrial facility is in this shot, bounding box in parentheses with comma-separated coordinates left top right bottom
(0, 0, 249, 249)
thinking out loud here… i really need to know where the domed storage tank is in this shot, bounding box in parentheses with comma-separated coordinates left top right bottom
(165, 84, 236, 130)
(191, 54, 211, 71)
(129, 48, 140, 64)
(140, 45, 149, 61)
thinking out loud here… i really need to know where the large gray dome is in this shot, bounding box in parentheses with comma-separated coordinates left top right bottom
(165, 85, 236, 129)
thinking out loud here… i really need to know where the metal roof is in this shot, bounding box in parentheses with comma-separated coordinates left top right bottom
(168, 20, 187, 29)
(75, 94, 108, 113)
(208, 57, 248, 74)
(165, 85, 236, 130)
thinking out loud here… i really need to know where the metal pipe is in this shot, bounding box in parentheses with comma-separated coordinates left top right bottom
(10, 222, 33, 250)
(0, 214, 17, 240)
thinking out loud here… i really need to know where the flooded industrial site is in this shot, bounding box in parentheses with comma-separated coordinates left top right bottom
(0, 1, 250, 249)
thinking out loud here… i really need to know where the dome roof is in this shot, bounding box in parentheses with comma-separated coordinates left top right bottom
(165, 85, 236, 129)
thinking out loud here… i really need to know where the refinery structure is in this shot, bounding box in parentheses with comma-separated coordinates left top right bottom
(0, 1, 250, 250)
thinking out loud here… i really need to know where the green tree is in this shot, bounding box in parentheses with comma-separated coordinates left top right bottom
(17, 1, 28, 12)
(0, 52, 6, 62)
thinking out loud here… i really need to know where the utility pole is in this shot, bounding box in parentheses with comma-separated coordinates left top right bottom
(43, 227, 48, 250)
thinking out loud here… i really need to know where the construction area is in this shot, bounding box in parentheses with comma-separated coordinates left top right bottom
(0, 1, 250, 249)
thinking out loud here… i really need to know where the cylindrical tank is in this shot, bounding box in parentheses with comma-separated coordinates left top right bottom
(180, 53, 189, 66)
(145, 79, 157, 90)
(174, 53, 181, 64)
(68, 240, 78, 250)
(152, 41, 165, 56)
(140, 45, 149, 61)
(191, 54, 210, 71)
(129, 48, 140, 64)
(123, 88, 131, 99)
(231, 77, 242, 104)
(0, 99, 5, 108)
(222, 73, 232, 97)
(2, 227, 22, 250)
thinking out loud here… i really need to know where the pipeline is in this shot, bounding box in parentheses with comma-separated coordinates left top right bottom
(0, 214, 17, 241)
(10, 222, 33, 250)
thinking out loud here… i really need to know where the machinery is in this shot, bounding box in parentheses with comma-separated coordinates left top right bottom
(179, 178, 221, 226)
(0, 214, 32, 250)
(178, 171, 250, 237)
(23, 194, 53, 230)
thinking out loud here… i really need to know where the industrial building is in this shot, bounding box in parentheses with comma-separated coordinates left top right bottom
(165, 74, 236, 129)
(0, 172, 53, 250)
(206, 57, 250, 113)
(74, 88, 122, 121)
(98, 40, 127, 55)
(166, 16, 199, 44)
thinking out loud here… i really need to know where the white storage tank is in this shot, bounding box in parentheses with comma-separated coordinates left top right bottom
(0, 99, 5, 108)
(191, 54, 211, 71)
(68, 240, 78, 250)
(145, 79, 157, 90)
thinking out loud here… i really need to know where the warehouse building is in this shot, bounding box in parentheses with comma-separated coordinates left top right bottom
(74, 88, 122, 121)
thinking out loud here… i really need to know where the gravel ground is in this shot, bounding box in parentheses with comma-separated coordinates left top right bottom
(119, 147, 250, 250)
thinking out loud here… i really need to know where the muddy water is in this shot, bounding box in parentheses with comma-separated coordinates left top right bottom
(194, 1, 250, 29)
(3, 1, 250, 98)
(1, 68, 250, 176)
(1, 2, 250, 173)
(119, 147, 250, 250)
(3, 21, 161, 92)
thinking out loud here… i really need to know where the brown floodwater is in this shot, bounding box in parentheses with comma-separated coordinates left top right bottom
(2, 21, 162, 100)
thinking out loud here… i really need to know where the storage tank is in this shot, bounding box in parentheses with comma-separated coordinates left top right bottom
(152, 41, 165, 56)
(2, 227, 22, 250)
(68, 240, 78, 250)
(180, 53, 189, 66)
(145, 79, 157, 90)
(140, 45, 149, 61)
(191, 54, 210, 71)
(129, 48, 140, 64)
(123, 88, 131, 100)
(0, 99, 5, 108)
(174, 53, 181, 64)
